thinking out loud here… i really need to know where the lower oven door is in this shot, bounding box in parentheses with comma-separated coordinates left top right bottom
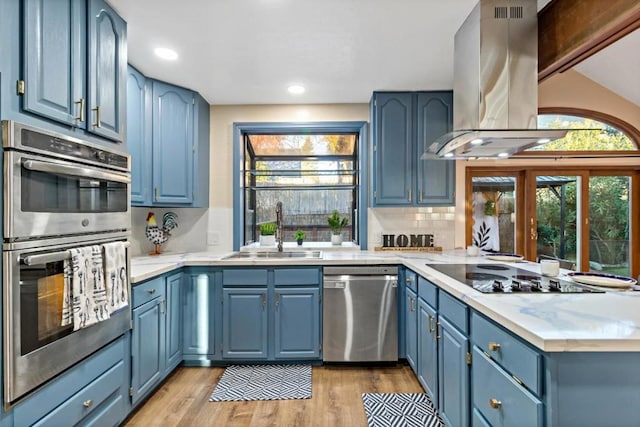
(2, 236, 132, 406)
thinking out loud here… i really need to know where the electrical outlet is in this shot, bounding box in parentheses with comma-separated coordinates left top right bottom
(207, 232, 220, 245)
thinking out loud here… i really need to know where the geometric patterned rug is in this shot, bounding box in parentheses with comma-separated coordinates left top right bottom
(209, 365, 312, 401)
(362, 393, 444, 427)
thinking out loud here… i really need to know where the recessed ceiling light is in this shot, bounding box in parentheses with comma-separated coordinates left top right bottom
(497, 152, 509, 158)
(470, 138, 484, 145)
(443, 152, 454, 158)
(154, 47, 178, 60)
(287, 85, 305, 94)
(537, 138, 551, 144)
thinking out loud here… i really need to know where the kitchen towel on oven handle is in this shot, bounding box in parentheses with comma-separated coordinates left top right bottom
(102, 241, 129, 314)
(62, 245, 110, 330)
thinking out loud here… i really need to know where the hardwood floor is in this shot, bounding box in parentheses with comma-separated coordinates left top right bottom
(124, 364, 423, 426)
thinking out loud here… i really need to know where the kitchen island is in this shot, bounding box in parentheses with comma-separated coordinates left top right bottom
(131, 249, 640, 427)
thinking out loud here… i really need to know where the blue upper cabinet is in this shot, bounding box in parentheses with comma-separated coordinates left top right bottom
(19, 0, 126, 147)
(22, 0, 85, 126)
(372, 92, 414, 205)
(152, 81, 194, 204)
(371, 91, 455, 207)
(128, 74, 209, 207)
(87, 0, 127, 142)
(416, 92, 455, 205)
(127, 66, 152, 205)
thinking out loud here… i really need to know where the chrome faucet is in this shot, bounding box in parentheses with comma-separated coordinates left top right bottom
(275, 201, 284, 252)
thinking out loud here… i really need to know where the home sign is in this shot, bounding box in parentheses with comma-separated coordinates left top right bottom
(382, 234, 434, 248)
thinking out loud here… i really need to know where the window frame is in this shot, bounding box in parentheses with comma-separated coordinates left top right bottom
(232, 121, 368, 251)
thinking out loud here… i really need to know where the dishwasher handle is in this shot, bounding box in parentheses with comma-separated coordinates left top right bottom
(324, 281, 346, 289)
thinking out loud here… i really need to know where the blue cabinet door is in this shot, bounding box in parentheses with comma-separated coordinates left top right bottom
(417, 298, 438, 405)
(416, 92, 455, 205)
(152, 81, 194, 204)
(405, 287, 418, 372)
(87, 0, 126, 142)
(22, 0, 84, 126)
(274, 287, 320, 359)
(127, 66, 152, 205)
(372, 92, 413, 205)
(183, 272, 216, 356)
(165, 272, 183, 374)
(222, 287, 268, 359)
(131, 298, 164, 406)
(438, 316, 470, 427)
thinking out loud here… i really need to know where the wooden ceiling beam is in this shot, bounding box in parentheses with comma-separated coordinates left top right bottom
(538, 0, 640, 82)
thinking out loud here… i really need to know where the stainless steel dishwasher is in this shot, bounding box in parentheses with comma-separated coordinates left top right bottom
(323, 266, 398, 362)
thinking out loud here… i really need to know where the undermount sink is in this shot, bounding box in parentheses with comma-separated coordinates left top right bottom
(223, 250, 323, 259)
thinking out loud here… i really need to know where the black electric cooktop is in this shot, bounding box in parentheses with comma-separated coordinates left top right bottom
(426, 264, 605, 294)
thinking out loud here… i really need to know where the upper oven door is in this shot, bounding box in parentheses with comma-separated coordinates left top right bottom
(4, 150, 131, 240)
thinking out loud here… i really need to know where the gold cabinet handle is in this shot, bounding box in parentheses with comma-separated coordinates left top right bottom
(408, 189, 412, 203)
(146, 288, 156, 294)
(489, 398, 502, 409)
(435, 321, 440, 340)
(428, 314, 434, 333)
(409, 296, 415, 312)
(488, 341, 501, 351)
(154, 187, 159, 202)
(83, 399, 93, 408)
(419, 190, 423, 203)
(75, 98, 85, 122)
(92, 106, 101, 128)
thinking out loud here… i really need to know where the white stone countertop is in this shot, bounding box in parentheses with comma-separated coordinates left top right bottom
(131, 249, 640, 353)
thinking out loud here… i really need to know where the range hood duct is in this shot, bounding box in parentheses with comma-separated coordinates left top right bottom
(424, 0, 567, 159)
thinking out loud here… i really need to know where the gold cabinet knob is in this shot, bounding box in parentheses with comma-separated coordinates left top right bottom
(488, 341, 501, 351)
(83, 399, 93, 408)
(489, 398, 502, 409)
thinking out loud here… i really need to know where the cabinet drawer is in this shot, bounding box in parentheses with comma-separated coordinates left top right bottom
(133, 277, 164, 308)
(404, 269, 418, 292)
(223, 269, 268, 285)
(439, 291, 468, 334)
(13, 336, 127, 426)
(32, 361, 126, 427)
(418, 276, 437, 307)
(471, 312, 542, 395)
(472, 347, 543, 427)
(274, 268, 320, 285)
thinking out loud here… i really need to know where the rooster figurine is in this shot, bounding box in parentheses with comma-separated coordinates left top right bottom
(145, 211, 178, 255)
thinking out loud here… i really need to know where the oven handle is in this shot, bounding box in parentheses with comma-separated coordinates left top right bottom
(22, 159, 131, 184)
(20, 242, 131, 266)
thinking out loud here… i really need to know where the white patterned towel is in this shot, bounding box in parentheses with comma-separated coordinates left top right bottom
(61, 245, 110, 330)
(103, 241, 129, 313)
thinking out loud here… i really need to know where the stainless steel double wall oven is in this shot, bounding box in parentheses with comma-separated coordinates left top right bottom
(2, 121, 132, 407)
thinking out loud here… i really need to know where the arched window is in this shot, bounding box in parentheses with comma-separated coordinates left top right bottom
(525, 108, 640, 153)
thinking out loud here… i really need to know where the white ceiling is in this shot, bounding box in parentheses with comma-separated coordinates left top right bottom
(111, 0, 606, 106)
(574, 29, 640, 107)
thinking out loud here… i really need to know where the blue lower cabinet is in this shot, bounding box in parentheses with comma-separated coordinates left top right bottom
(165, 272, 183, 373)
(131, 297, 164, 406)
(405, 287, 418, 372)
(222, 287, 269, 359)
(438, 316, 469, 427)
(417, 298, 438, 403)
(13, 335, 130, 427)
(182, 271, 218, 358)
(472, 346, 543, 427)
(274, 287, 320, 359)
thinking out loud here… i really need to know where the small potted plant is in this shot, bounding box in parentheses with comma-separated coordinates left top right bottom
(295, 230, 306, 246)
(327, 211, 348, 245)
(259, 222, 277, 246)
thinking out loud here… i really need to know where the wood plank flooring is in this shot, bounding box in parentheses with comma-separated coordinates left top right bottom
(124, 364, 423, 426)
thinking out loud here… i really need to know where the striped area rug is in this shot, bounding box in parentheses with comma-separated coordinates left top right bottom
(210, 364, 312, 401)
(362, 393, 443, 427)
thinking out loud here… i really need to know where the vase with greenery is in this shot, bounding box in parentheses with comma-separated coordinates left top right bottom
(259, 222, 277, 246)
(327, 211, 348, 245)
(295, 230, 306, 246)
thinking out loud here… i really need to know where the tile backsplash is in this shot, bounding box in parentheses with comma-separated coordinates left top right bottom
(367, 207, 456, 250)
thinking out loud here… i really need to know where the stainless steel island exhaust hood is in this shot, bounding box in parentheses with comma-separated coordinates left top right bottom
(424, 0, 567, 159)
